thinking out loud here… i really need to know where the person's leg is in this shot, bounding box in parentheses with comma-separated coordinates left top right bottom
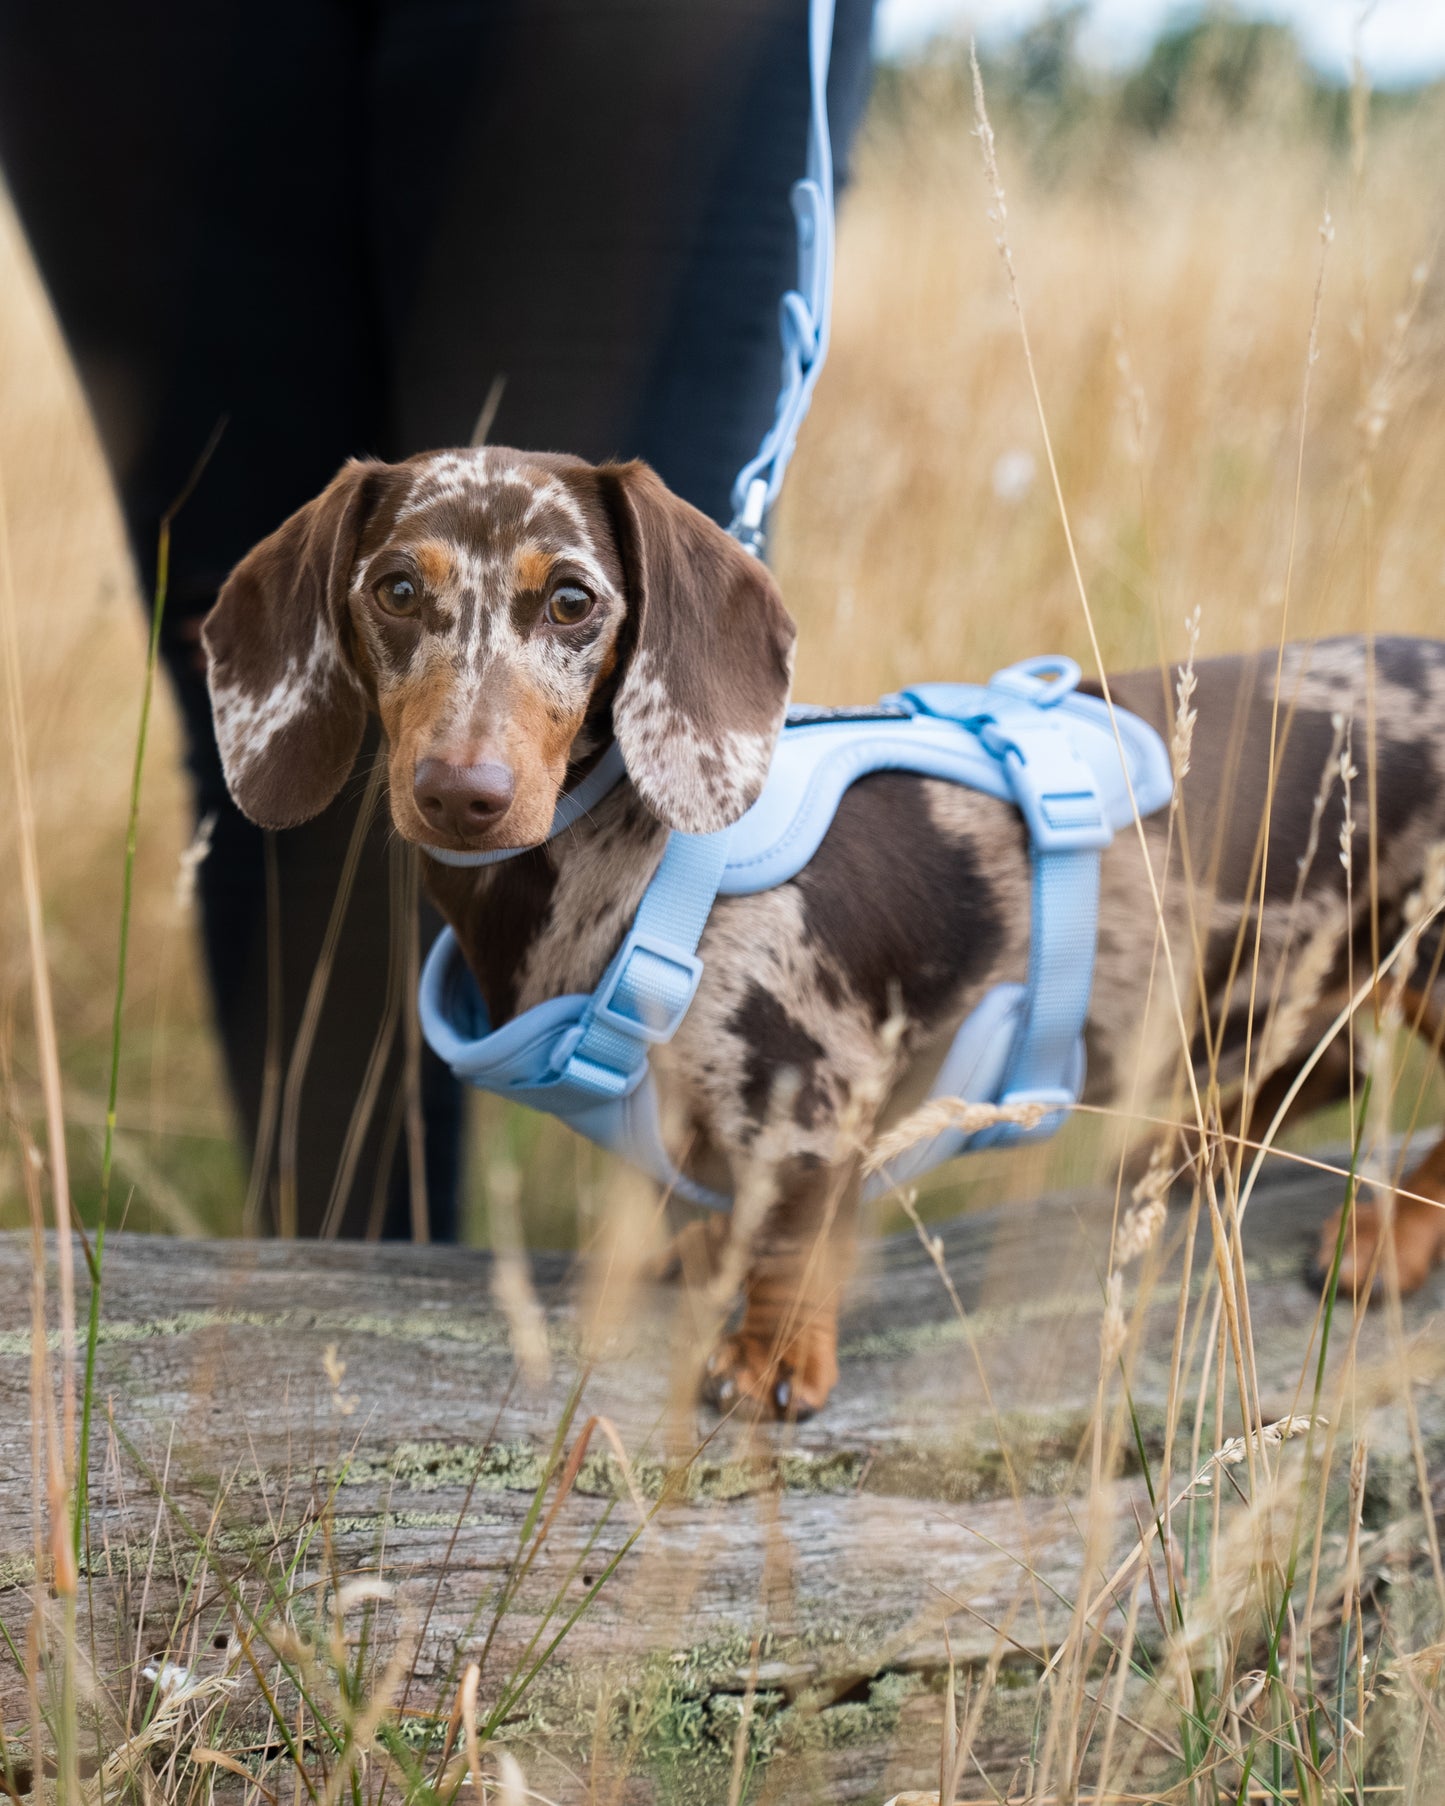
(0, 0, 461, 1237)
(369, 0, 877, 520)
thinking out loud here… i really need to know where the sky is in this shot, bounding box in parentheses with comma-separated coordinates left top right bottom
(873, 0, 1445, 87)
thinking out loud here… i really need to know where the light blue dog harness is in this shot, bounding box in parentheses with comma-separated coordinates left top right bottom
(418, 657, 1173, 1209)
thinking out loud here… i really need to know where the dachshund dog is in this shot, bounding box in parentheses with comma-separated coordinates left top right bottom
(204, 447, 1445, 1417)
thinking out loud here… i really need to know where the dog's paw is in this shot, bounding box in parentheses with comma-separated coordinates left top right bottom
(1311, 1186, 1445, 1301)
(701, 1324, 839, 1422)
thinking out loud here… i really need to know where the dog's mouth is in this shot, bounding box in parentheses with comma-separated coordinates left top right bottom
(411, 818, 551, 857)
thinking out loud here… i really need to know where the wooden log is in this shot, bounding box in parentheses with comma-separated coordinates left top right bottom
(2, 1157, 1442, 1802)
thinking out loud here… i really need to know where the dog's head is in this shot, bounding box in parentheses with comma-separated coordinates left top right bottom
(202, 448, 796, 848)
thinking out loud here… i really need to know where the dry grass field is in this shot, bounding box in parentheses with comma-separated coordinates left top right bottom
(6, 27, 1445, 1804)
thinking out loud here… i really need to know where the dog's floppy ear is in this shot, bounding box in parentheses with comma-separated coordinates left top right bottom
(203, 460, 379, 829)
(600, 461, 796, 834)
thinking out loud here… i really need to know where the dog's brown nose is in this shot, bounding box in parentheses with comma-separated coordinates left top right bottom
(413, 758, 516, 837)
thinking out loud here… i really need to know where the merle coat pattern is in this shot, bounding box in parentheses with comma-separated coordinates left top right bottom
(204, 446, 1445, 1417)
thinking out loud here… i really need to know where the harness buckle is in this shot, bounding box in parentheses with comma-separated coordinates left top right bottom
(591, 929, 705, 1045)
(983, 719, 1112, 853)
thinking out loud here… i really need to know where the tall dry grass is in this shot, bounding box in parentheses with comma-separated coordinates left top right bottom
(783, 70, 1445, 690)
(0, 206, 232, 1234)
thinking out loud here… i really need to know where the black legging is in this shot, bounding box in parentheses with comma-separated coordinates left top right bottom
(0, 0, 875, 1238)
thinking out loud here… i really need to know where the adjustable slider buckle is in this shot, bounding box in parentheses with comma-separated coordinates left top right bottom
(985, 720, 1112, 854)
(592, 929, 704, 1045)
(544, 1025, 639, 1101)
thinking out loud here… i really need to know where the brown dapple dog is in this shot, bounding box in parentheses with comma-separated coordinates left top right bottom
(204, 446, 1445, 1417)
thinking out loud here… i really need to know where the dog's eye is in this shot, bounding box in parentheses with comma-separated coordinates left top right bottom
(546, 583, 593, 627)
(375, 574, 421, 616)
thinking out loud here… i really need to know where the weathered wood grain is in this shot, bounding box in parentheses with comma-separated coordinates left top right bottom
(2, 1156, 1442, 1802)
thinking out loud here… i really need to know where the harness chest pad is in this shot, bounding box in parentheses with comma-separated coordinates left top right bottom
(719, 669, 1171, 896)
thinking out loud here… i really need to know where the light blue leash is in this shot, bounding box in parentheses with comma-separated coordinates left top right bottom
(728, 0, 837, 555)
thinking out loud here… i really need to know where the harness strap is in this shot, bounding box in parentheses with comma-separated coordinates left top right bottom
(980, 848, 1099, 1144)
(899, 657, 1109, 1150)
(536, 824, 733, 1108)
(728, 0, 837, 553)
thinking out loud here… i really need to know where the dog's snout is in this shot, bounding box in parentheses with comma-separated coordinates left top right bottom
(413, 757, 516, 837)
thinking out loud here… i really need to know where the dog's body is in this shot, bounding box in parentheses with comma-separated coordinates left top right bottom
(205, 447, 1445, 1417)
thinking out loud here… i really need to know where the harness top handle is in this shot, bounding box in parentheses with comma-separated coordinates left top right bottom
(727, 0, 838, 556)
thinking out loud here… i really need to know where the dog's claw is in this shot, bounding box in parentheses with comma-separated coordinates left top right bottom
(701, 1350, 738, 1412)
(701, 1328, 838, 1420)
(771, 1374, 819, 1422)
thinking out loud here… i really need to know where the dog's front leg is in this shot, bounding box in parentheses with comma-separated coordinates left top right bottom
(701, 1157, 857, 1421)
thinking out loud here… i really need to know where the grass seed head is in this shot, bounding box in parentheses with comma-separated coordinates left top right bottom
(1171, 607, 1202, 783)
(866, 1096, 1050, 1175)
